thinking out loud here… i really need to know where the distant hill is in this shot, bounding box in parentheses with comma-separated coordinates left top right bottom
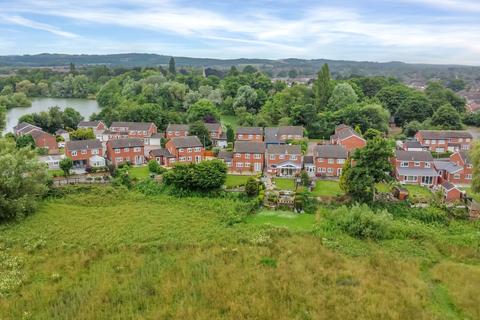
(1, 53, 479, 86)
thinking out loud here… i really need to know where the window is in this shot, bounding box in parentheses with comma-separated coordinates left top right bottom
(431, 140, 436, 145)
(254, 154, 261, 159)
(337, 159, 345, 164)
(454, 174, 460, 179)
(187, 148, 192, 152)
(425, 139, 430, 144)
(328, 159, 334, 164)
(269, 155, 275, 160)
(143, 131, 147, 135)
(405, 176, 417, 182)
(466, 138, 471, 142)
(438, 139, 445, 144)
(115, 149, 120, 154)
(175, 132, 179, 136)
(317, 167, 324, 173)
(179, 148, 184, 152)
(466, 174, 472, 180)
(81, 149, 87, 155)
(194, 147, 201, 152)
(459, 138, 463, 142)
(467, 164, 473, 169)
(179, 157, 186, 161)
(115, 157, 123, 163)
(462, 145, 469, 150)
(124, 147, 130, 152)
(291, 155, 297, 160)
(238, 134, 243, 139)
(248, 134, 253, 139)
(245, 162, 251, 167)
(400, 161, 409, 167)
(414, 161, 420, 167)
(279, 155, 285, 160)
(317, 158, 324, 163)
(187, 156, 192, 161)
(425, 162, 431, 168)
(235, 153, 241, 158)
(236, 162, 243, 168)
(71, 151, 77, 156)
(245, 153, 250, 159)
(327, 168, 333, 173)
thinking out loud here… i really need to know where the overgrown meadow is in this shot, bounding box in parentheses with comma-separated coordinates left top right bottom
(0, 186, 479, 319)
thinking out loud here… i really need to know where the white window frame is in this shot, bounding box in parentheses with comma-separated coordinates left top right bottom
(71, 151, 77, 156)
(134, 147, 141, 152)
(115, 149, 120, 154)
(245, 153, 250, 159)
(400, 161, 409, 168)
(254, 154, 261, 160)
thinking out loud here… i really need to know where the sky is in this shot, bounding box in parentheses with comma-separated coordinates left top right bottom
(0, 0, 479, 65)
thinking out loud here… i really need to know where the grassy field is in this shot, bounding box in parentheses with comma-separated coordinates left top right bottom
(128, 166, 150, 180)
(0, 186, 479, 319)
(220, 115, 239, 129)
(225, 174, 251, 188)
(405, 184, 433, 201)
(274, 178, 295, 190)
(311, 180, 344, 197)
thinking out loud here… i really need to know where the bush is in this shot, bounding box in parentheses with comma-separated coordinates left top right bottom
(135, 178, 164, 196)
(163, 160, 227, 191)
(148, 160, 166, 174)
(294, 191, 318, 214)
(325, 204, 393, 240)
(245, 177, 259, 196)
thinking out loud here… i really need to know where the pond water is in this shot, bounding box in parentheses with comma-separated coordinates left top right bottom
(5, 97, 100, 133)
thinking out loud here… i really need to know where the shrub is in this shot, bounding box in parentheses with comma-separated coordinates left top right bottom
(245, 177, 259, 196)
(135, 178, 164, 196)
(294, 191, 318, 214)
(148, 159, 166, 174)
(325, 204, 393, 240)
(163, 160, 227, 191)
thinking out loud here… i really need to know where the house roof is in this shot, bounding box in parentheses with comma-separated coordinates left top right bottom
(434, 160, 463, 174)
(150, 148, 174, 157)
(218, 151, 233, 161)
(29, 129, 53, 140)
(267, 144, 301, 155)
(303, 155, 314, 164)
(264, 126, 304, 142)
(397, 167, 438, 177)
(441, 181, 458, 191)
(78, 120, 103, 128)
(331, 125, 364, 141)
(204, 122, 222, 132)
(170, 136, 203, 148)
(458, 150, 472, 165)
(110, 122, 155, 131)
(108, 138, 144, 148)
(14, 122, 41, 134)
(314, 144, 348, 159)
(55, 129, 68, 134)
(395, 150, 434, 162)
(236, 127, 263, 135)
(417, 130, 473, 139)
(234, 141, 266, 154)
(166, 124, 189, 132)
(66, 139, 102, 151)
(403, 140, 423, 149)
(150, 133, 165, 139)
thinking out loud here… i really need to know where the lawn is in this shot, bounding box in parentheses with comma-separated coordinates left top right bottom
(246, 210, 316, 231)
(375, 183, 392, 193)
(48, 169, 65, 178)
(460, 187, 480, 202)
(0, 186, 479, 319)
(128, 166, 150, 180)
(274, 178, 296, 190)
(225, 174, 251, 188)
(405, 184, 432, 201)
(311, 180, 344, 197)
(220, 115, 239, 129)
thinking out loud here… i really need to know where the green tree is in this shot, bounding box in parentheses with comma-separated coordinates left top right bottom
(363, 128, 383, 140)
(226, 125, 234, 143)
(168, 57, 176, 75)
(242, 65, 257, 74)
(70, 128, 96, 141)
(0, 105, 5, 132)
(313, 64, 333, 110)
(471, 142, 480, 193)
(233, 85, 258, 114)
(245, 177, 259, 196)
(328, 83, 358, 111)
(16, 134, 35, 149)
(163, 160, 227, 191)
(431, 104, 462, 129)
(59, 157, 73, 178)
(148, 159, 165, 174)
(187, 99, 219, 123)
(0, 138, 49, 220)
(188, 121, 212, 148)
(62, 107, 83, 129)
(403, 120, 422, 137)
(300, 170, 310, 187)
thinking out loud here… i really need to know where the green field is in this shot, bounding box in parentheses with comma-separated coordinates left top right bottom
(220, 115, 239, 129)
(225, 174, 251, 188)
(311, 180, 344, 197)
(0, 186, 479, 319)
(405, 184, 433, 201)
(128, 166, 150, 180)
(274, 178, 296, 190)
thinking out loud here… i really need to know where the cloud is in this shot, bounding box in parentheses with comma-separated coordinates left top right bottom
(403, 0, 480, 12)
(1, 15, 78, 38)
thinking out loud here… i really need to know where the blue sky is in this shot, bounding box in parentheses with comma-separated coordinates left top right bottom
(0, 0, 479, 65)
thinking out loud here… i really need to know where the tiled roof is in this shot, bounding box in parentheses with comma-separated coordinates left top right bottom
(150, 148, 174, 157)
(434, 160, 462, 174)
(236, 127, 263, 135)
(166, 124, 189, 132)
(234, 141, 266, 153)
(108, 138, 144, 148)
(170, 136, 203, 148)
(303, 155, 314, 164)
(66, 139, 103, 151)
(265, 126, 304, 142)
(110, 122, 155, 131)
(78, 121, 103, 128)
(458, 150, 472, 164)
(314, 144, 348, 159)
(267, 144, 301, 155)
(441, 181, 457, 191)
(331, 126, 363, 141)
(204, 123, 221, 132)
(14, 122, 41, 134)
(395, 150, 434, 162)
(218, 151, 233, 161)
(403, 141, 423, 148)
(418, 130, 473, 139)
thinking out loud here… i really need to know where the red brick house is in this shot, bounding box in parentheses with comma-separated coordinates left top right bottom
(30, 130, 59, 154)
(149, 148, 176, 166)
(65, 139, 104, 167)
(106, 138, 145, 166)
(236, 127, 263, 142)
(78, 121, 106, 139)
(232, 141, 265, 173)
(264, 126, 304, 145)
(330, 124, 366, 152)
(393, 150, 438, 186)
(109, 122, 157, 144)
(415, 130, 473, 153)
(313, 144, 348, 177)
(446, 151, 473, 185)
(13, 122, 42, 136)
(266, 144, 303, 176)
(441, 181, 464, 202)
(165, 136, 204, 164)
(217, 151, 233, 170)
(165, 124, 189, 139)
(205, 123, 227, 148)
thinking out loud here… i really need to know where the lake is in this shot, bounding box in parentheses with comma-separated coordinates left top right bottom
(5, 97, 100, 133)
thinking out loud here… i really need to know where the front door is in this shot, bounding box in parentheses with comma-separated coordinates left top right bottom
(254, 163, 262, 172)
(421, 176, 433, 185)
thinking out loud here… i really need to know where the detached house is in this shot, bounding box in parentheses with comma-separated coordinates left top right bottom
(78, 121, 106, 140)
(14, 122, 41, 136)
(205, 123, 227, 148)
(236, 127, 263, 142)
(330, 124, 366, 152)
(445, 151, 473, 185)
(14, 122, 58, 154)
(149, 148, 175, 166)
(232, 141, 266, 173)
(109, 122, 158, 145)
(65, 139, 105, 167)
(265, 144, 303, 176)
(165, 124, 189, 139)
(313, 144, 348, 177)
(264, 126, 303, 145)
(106, 138, 145, 166)
(165, 136, 204, 164)
(393, 150, 438, 186)
(415, 130, 473, 152)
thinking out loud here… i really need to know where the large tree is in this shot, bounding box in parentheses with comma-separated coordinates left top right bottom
(0, 139, 49, 220)
(187, 99, 220, 123)
(0, 105, 5, 132)
(431, 104, 462, 130)
(328, 83, 358, 111)
(188, 121, 212, 148)
(168, 57, 176, 75)
(313, 64, 333, 110)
